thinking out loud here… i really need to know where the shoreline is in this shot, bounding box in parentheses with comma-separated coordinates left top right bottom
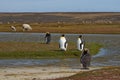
(0, 31, 120, 34)
(0, 66, 102, 80)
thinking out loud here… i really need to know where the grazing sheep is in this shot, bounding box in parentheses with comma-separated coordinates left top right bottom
(22, 24, 32, 31)
(11, 26, 16, 31)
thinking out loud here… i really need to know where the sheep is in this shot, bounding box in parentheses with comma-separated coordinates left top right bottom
(22, 24, 32, 31)
(11, 26, 16, 31)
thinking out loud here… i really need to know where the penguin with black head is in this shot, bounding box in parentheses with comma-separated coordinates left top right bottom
(77, 35, 84, 51)
(59, 34, 68, 51)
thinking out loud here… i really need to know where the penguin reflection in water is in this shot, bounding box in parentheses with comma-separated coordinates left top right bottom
(80, 48, 91, 69)
(59, 34, 68, 51)
(77, 35, 84, 51)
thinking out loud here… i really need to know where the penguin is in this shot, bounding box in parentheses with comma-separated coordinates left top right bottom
(77, 35, 84, 51)
(45, 32, 51, 44)
(80, 48, 91, 69)
(59, 34, 68, 51)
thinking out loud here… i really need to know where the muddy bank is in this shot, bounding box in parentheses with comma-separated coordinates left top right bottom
(0, 66, 101, 80)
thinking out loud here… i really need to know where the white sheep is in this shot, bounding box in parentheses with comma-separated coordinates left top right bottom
(11, 26, 16, 31)
(22, 24, 32, 31)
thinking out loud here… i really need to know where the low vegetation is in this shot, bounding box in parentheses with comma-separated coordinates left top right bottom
(0, 12, 120, 34)
(0, 23, 120, 34)
(53, 66, 120, 80)
(0, 42, 102, 59)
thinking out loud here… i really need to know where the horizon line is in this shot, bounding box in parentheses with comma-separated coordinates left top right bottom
(0, 11, 120, 13)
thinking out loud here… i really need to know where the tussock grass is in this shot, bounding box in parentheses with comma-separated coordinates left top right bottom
(0, 42, 102, 59)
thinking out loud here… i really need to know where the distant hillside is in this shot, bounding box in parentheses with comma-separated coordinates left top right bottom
(0, 12, 120, 24)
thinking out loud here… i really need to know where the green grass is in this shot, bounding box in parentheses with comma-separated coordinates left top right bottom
(0, 42, 102, 59)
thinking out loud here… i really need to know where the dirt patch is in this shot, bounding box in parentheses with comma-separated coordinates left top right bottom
(0, 66, 101, 80)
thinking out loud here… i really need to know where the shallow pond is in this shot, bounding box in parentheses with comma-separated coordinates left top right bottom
(0, 32, 120, 67)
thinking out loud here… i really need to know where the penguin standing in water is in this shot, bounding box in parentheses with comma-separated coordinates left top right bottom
(59, 34, 68, 51)
(77, 35, 84, 51)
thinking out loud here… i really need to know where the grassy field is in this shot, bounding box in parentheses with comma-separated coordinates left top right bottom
(0, 42, 102, 59)
(0, 23, 120, 34)
(0, 12, 120, 34)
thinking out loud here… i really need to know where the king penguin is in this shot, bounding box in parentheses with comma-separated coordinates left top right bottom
(77, 35, 84, 51)
(59, 34, 68, 51)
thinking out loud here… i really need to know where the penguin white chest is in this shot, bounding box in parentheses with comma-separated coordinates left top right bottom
(77, 38, 84, 51)
(59, 37, 68, 51)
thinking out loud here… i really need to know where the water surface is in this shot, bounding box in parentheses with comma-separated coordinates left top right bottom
(0, 32, 119, 67)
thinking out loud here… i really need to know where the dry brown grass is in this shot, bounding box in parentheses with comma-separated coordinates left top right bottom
(0, 23, 120, 34)
(0, 12, 120, 33)
(53, 67, 120, 80)
(44, 12, 120, 19)
(0, 42, 58, 52)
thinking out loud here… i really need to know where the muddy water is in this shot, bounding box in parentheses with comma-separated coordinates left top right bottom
(0, 32, 119, 67)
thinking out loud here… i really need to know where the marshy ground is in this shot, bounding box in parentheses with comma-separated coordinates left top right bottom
(0, 12, 120, 80)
